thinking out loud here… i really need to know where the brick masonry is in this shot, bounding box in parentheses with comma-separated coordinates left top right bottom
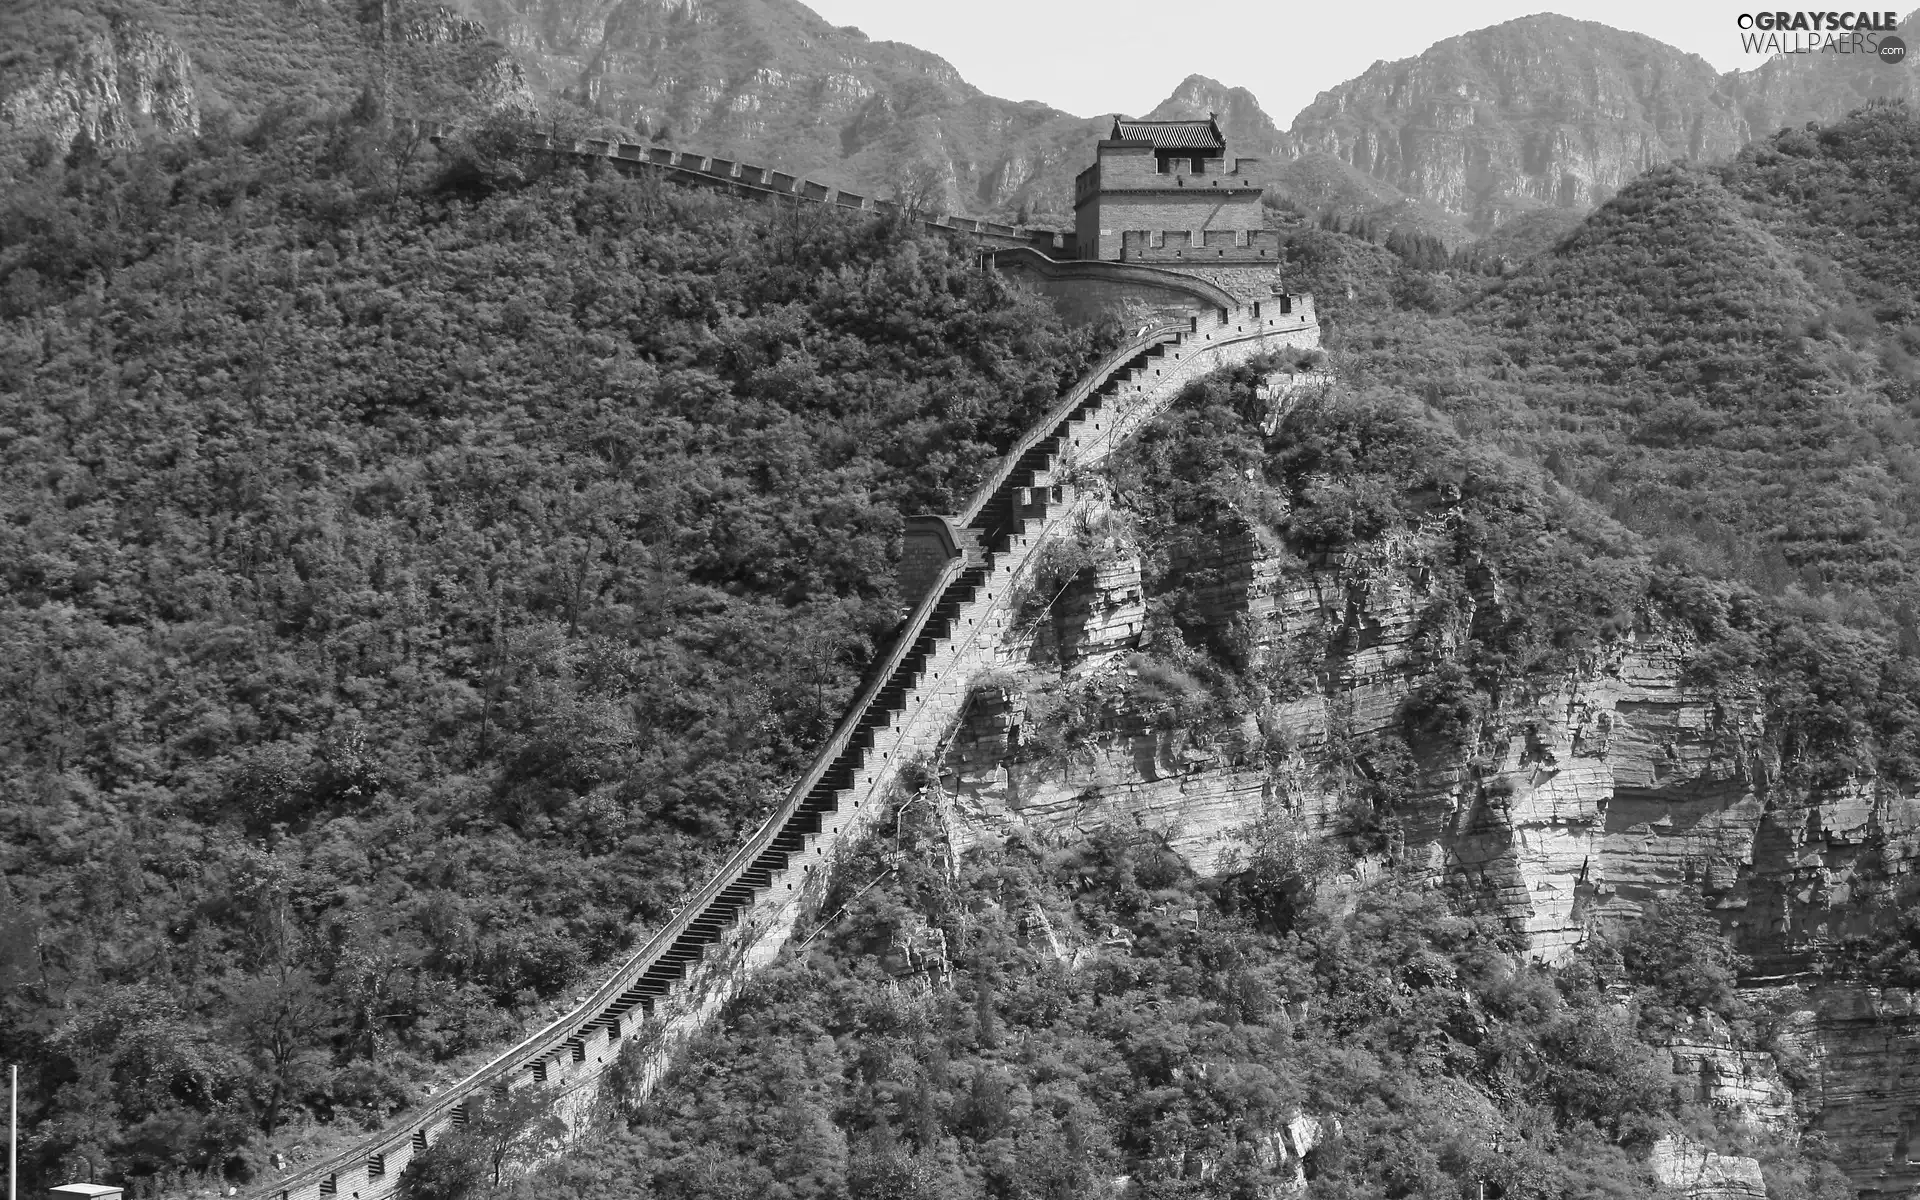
(1073, 135, 1267, 261)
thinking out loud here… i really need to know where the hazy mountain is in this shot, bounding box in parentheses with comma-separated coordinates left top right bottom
(440, 0, 1108, 217)
(1270, 10, 1920, 235)
(7, 0, 1920, 227)
(1279, 15, 1749, 234)
(452, 1, 1920, 234)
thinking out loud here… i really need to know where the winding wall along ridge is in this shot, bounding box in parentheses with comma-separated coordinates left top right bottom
(249, 222, 1318, 1200)
(412, 120, 1071, 255)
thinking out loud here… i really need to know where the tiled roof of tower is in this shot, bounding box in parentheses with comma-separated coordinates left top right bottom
(1107, 117, 1225, 150)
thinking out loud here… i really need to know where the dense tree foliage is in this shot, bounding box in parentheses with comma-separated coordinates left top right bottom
(0, 111, 1105, 1190)
(512, 821, 1848, 1200)
(1108, 355, 1920, 802)
(12, 74, 1920, 1200)
(1305, 102, 1920, 617)
(521, 316, 1893, 1199)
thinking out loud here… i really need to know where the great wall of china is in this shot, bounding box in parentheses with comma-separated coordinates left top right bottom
(416, 120, 1066, 253)
(251, 123, 1318, 1200)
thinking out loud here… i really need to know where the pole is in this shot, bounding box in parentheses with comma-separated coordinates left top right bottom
(9, 1063, 16, 1200)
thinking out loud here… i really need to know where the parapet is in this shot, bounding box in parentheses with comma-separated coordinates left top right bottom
(1253, 291, 1313, 320)
(1026, 229, 1069, 254)
(447, 127, 1060, 253)
(1189, 155, 1262, 177)
(1119, 229, 1280, 262)
(1081, 156, 1261, 195)
(900, 515, 974, 599)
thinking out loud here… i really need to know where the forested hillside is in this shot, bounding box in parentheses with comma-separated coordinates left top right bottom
(506, 358, 1862, 1200)
(13, 42, 1920, 1200)
(1288, 101, 1920, 610)
(503, 101, 1920, 1200)
(0, 111, 1105, 1191)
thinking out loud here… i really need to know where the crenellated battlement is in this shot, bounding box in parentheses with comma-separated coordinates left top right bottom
(1120, 228, 1281, 262)
(1071, 115, 1270, 262)
(1075, 154, 1264, 202)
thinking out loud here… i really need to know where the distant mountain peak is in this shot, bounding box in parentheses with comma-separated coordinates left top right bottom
(1278, 14, 1752, 232)
(1146, 75, 1279, 137)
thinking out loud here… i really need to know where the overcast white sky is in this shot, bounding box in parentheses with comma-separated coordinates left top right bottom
(798, 2, 1821, 124)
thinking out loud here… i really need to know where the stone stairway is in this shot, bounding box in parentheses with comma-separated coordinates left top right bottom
(251, 300, 1316, 1200)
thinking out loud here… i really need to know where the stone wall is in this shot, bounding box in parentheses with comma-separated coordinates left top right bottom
(419, 122, 1054, 251)
(1091, 151, 1263, 190)
(247, 288, 1320, 1200)
(1085, 189, 1265, 262)
(997, 260, 1220, 325)
(899, 515, 970, 599)
(1120, 229, 1281, 263)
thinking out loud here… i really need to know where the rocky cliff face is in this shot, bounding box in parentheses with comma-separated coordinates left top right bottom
(931, 405, 1920, 1193)
(1264, 10, 1920, 235)
(1, 22, 199, 157)
(1144, 74, 1289, 162)
(0, 0, 532, 170)
(443, 0, 1100, 215)
(393, 3, 537, 111)
(387, 2, 1920, 230)
(1281, 16, 1750, 233)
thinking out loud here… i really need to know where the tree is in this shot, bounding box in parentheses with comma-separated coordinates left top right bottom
(225, 967, 336, 1133)
(473, 1087, 568, 1189)
(396, 1131, 489, 1200)
(1617, 891, 1748, 1032)
(397, 1087, 565, 1200)
(885, 157, 949, 223)
(1225, 799, 1348, 931)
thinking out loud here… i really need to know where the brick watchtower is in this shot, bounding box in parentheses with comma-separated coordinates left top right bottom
(1072, 115, 1269, 262)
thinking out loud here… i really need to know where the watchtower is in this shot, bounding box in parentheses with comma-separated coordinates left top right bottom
(1072, 114, 1267, 262)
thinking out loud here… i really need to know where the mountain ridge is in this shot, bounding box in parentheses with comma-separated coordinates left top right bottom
(6, 0, 1918, 232)
(441, 0, 1920, 231)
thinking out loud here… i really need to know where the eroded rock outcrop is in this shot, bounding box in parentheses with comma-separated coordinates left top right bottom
(1281, 14, 1749, 232)
(1650, 1135, 1767, 1200)
(448, 0, 1100, 215)
(935, 468, 1920, 1193)
(2, 22, 199, 156)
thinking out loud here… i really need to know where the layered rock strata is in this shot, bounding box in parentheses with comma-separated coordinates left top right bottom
(1650, 1135, 1767, 1200)
(934, 477, 1920, 1193)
